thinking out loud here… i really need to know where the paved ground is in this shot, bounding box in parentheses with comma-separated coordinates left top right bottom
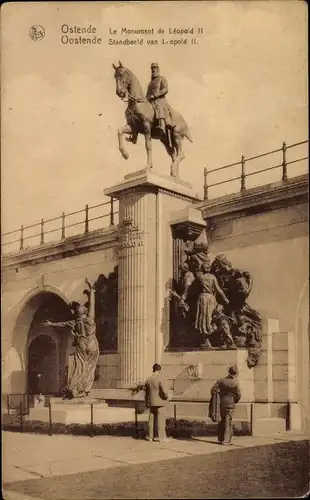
(2, 431, 309, 499)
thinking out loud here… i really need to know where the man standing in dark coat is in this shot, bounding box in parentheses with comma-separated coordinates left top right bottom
(211, 365, 241, 445)
(144, 363, 169, 442)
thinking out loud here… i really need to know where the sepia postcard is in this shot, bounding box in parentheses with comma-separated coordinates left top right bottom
(1, 1, 309, 499)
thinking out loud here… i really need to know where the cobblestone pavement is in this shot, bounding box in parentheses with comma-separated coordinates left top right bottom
(2, 431, 309, 499)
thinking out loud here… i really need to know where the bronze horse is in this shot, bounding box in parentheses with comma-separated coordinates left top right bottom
(113, 62, 193, 177)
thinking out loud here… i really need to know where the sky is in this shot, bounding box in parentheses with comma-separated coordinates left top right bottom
(1, 0, 308, 240)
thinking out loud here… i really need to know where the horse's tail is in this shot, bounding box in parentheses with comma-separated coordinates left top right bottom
(184, 125, 193, 143)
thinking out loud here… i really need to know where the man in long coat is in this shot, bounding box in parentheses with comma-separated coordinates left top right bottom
(211, 365, 241, 445)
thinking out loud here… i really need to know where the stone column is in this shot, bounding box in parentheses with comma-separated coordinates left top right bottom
(105, 169, 200, 388)
(117, 190, 156, 387)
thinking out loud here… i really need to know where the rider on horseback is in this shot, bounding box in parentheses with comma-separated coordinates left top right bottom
(146, 63, 173, 139)
(114, 61, 192, 176)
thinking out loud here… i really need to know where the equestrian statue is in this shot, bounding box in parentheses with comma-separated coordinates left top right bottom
(113, 61, 193, 177)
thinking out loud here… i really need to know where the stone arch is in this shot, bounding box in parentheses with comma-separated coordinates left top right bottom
(294, 279, 309, 432)
(13, 285, 70, 324)
(3, 288, 71, 394)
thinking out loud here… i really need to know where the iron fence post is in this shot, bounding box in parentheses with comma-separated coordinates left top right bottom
(174, 403, 177, 429)
(20, 225, 24, 251)
(48, 401, 53, 436)
(20, 401, 24, 433)
(110, 198, 115, 226)
(90, 403, 94, 437)
(250, 403, 254, 436)
(61, 212, 65, 239)
(135, 403, 139, 438)
(282, 142, 288, 181)
(85, 204, 89, 234)
(286, 401, 291, 431)
(40, 219, 44, 245)
(203, 168, 208, 201)
(241, 155, 246, 191)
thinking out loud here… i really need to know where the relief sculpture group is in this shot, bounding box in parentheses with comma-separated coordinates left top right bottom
(170, 242, 263, 368)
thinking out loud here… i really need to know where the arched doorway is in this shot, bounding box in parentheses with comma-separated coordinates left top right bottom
(6, 289, 71, 395)
(26, 293, 72, 396)
(28, 335, 58, 394)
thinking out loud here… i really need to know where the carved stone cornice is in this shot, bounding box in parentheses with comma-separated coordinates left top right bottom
(2, 227, 119, 270)
(171, 222, 203, 241)
(170, 207, 207, 241)
(115, 185, 200, 204)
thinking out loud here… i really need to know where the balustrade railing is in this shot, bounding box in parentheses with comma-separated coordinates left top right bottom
(2, 198, 119, 255)
(203, 140, 308, 201)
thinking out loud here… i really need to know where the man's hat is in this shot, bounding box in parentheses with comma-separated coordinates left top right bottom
(228, 365, 238, 376)
(151, 63, 159, 69)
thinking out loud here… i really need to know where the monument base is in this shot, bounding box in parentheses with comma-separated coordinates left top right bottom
(104, 168, 200, 201)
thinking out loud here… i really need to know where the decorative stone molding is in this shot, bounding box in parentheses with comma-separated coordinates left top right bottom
(34, 394, 45, 408)
(171, 221, 204, 242)
(118, 217, 144, 249)
(187, 363, 203, 380)
(170, 207, 207, 242)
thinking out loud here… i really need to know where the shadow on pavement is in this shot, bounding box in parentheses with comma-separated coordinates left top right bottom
(4, 439, 309, 499)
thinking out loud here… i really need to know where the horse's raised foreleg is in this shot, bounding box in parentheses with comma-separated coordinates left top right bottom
(143, 122, 153, 169)
(170, 134, 185, 178)
(118, 124, 133, 160)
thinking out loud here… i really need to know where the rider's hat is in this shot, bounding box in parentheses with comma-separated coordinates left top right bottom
(151, 62, 159, 69)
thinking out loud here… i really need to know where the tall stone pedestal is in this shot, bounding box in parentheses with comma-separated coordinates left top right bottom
(105, 169, 201, 388)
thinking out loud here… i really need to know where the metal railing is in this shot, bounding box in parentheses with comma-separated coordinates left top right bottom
(2, 393, 294, 438)
(203, 140, 308, 201)
(2, 198, 119, 254)
(134, 398, 294, 437)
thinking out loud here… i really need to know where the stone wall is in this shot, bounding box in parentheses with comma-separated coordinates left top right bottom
(2, 227, 119, 394)
(93, 354, 121, 390)
(199, 177, 308, 334)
